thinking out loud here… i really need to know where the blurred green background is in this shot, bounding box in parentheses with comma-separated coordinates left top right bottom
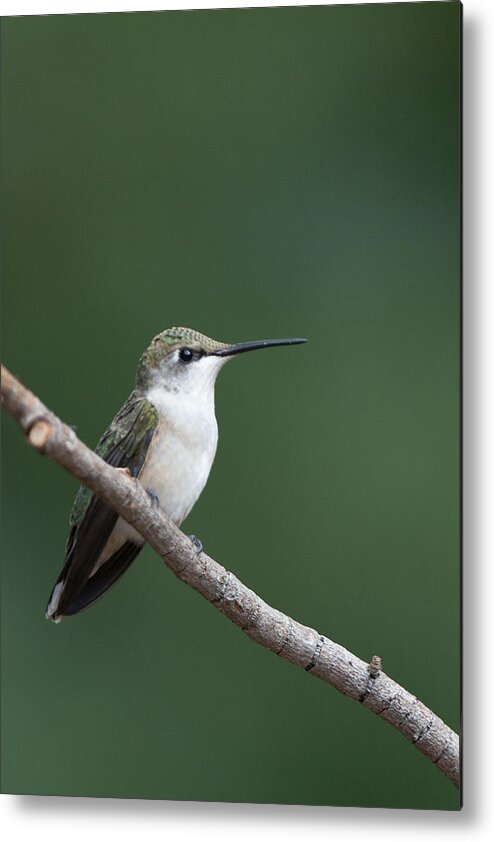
(1, 2, 460, 810)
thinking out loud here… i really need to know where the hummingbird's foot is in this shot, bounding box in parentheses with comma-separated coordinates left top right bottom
(146, 488, 160, 508)
(188, 534, 203, 555)
(116, 467, 132, 478)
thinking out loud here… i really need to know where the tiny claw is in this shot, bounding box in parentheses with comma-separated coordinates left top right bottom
(146, 488, 160, 507)
(188, 534, 203, 554)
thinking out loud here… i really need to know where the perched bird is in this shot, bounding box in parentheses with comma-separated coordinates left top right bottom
(46, 327, 306, 621)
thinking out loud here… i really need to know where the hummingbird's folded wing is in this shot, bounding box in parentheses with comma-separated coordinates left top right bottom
(46, 392, 159, 620)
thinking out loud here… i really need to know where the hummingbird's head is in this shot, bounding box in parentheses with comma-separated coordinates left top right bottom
(136, 327, 306, 395)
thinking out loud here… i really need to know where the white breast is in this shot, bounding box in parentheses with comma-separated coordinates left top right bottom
(138, 385, 219, 526)
(91, 355, 227, 572)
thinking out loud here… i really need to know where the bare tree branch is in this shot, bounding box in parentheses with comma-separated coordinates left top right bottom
(1, 364, 460, 789)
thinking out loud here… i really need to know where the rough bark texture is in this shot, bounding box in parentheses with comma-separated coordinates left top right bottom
(1, 365, 460, 789)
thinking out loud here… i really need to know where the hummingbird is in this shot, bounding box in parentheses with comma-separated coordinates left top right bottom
(46, 327, 306, 622)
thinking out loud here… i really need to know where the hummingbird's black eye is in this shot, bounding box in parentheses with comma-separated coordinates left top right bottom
(179, 347, 194, 364)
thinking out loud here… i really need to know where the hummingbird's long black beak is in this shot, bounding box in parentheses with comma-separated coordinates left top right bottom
(213, 337, 307, 357)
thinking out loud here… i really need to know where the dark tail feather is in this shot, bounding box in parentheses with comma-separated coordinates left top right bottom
(50, 541, 143, 620)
